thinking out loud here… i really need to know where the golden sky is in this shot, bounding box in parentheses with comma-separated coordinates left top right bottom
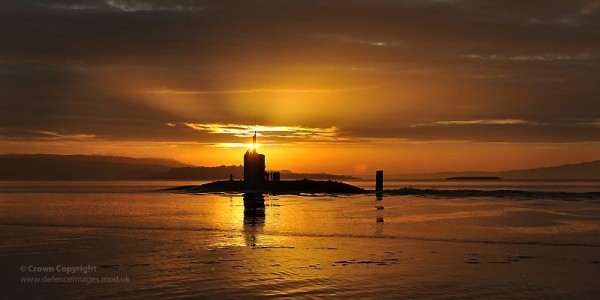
(1, 0, 599, 174)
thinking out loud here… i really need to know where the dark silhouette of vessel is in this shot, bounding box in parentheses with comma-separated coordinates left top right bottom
(243, 132, 266, 190)
(172, 130, 364, 194)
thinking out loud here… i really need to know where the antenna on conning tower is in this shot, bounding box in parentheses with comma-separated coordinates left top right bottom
(252, 117, 257, 152)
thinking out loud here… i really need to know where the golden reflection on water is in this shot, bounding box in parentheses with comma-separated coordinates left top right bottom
(504, 221, 600, 234)
(207, 193, 270, 247)
(190, 191, 600, 251)
(207, 193, 323, 249)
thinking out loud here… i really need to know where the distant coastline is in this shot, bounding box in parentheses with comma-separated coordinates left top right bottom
(145, 167, 358, 181)
(445, 176, 501, 181)
(0, 154, 355, 181)
(398, 160, 600, 181)
(1, 154, 599, 181)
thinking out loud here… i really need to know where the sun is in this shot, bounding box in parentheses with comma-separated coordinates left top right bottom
(247, 143, 261, 151)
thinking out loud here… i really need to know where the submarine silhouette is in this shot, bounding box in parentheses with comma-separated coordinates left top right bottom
(171, 131, 364, 194)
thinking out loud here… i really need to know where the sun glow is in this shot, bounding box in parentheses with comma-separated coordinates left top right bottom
(184, 123, 337, 139)
(247, 143, 261, 151)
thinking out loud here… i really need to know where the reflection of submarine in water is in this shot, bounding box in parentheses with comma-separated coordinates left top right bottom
(243, 193, 265, 247)
(243, 192, 265, 220)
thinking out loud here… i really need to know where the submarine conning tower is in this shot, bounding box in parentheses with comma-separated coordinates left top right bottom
(243, 131, 266, 189)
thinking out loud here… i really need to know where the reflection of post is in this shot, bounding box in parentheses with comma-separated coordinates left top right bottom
(376, 200, 384, 223)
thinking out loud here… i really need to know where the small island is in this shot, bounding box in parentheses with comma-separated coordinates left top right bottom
(445, 176, 502, 181)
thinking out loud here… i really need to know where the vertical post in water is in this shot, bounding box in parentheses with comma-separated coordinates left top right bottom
(376, 170, 384, 191)
(375, 170, 384, 221)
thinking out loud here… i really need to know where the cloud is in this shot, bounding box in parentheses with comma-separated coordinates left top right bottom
(145, 85, 385, 95)
(103, 0, 203, 12)
(1, 0, 599, 149)
(0, 128, 97, 141)
(311, 34, 407, 48)
(580, 2, 600, 15)
(579, 119, 600, 126)
(410, 119, 534, 127)
(35, 131, 97, 140)
(20, 0, 204, 12)
(462, 53, 594, 62)
(184, 123, 338, 139)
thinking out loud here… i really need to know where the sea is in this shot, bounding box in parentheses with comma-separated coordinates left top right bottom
(1, 180, 599, 299)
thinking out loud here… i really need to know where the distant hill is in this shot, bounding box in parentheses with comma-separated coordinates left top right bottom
(144, 166, 243, 180)
(4, 154, 594, 181)
(0, 154, 356, 181)
(280, 172, 358, 181)
(400, 160, 600, 180)
(145, 166, 357, 181)
(497, 160, 600, 180)
(0, 154, 188, 180)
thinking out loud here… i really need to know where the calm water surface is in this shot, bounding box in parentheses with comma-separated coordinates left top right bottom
(0, 181, 599, 298)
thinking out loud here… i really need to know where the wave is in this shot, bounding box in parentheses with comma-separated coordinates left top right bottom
(2, 222, 599, 248)
(385, 188, 600, 200)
